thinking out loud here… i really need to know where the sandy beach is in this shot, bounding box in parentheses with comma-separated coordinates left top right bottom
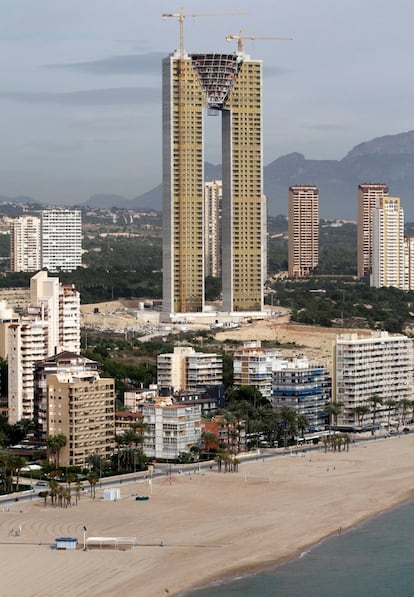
(1, 434, 413, 597)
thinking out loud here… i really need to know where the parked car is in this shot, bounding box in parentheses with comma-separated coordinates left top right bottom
(35, 481, 48, 487)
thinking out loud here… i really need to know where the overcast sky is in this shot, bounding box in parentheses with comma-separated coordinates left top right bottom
(0, 0, 413, 204)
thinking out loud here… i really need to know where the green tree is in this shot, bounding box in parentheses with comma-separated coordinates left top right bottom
(47, 434, 67, 468)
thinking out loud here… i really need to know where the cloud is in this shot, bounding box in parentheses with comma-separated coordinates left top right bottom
(263, 66, 293, 77)
(45, 52, 165, 76)
(303, 123, 350, 132)
(0, 87, 160, 106)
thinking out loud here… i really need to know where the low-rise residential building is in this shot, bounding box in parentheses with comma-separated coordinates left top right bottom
(334, 331, 414, 428)
(157, 346, 222, 393)
(233, 341, 281, 400)
(142, 403, 201, 460)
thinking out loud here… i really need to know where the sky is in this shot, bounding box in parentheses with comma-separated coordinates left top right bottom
(0, 0, 413, 205)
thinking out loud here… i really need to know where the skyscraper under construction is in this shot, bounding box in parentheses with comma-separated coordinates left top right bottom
(162, 49, 265, 314)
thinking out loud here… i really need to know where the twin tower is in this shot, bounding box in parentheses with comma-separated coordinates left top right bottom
(162, 50, 266, 315)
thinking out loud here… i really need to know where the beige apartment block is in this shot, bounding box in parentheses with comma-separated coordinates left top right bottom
(288, 185, 319, 277)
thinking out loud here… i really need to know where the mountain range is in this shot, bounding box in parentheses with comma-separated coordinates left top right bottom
(3, 130, 414, 220)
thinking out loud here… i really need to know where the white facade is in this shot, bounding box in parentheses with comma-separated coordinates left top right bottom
(233, 341, 281, 400)
(41, 209, 82, 272)
(371, 197, 405, 289)
(143, 403, 202, 460)
(10, 216, 41, 272)
(204, 180, 222, 278)
(357, 183, 388, 279)
(157, 346, 222, 393)
(8, 272, 80, 424)
(404, 235, 414, 291)
(8, 319, 49, 422)
(334, 331, 414, 427)
(272, 356, 331, 430)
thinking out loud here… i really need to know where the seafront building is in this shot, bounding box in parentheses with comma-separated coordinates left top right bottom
(371, 196, 405, 289)
(333, 331, 413, 428)
(157, 346, 222, 393)
(142, 403, 202, 460)
(41, 209, 82, 272)
(233, 341, 281, 400)
(288, 185, 319, 277)
(9, 215, 41, 272)
(357, 183, 389, 279)
(404, 235, 414, 290)
(162, 49, 266, 315)
(33, 352, 115, 467)
(272, 356, 331, 431)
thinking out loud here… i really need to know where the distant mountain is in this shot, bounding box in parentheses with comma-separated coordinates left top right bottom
(5, 130, 414, 220)
(100, 130, 414, 220)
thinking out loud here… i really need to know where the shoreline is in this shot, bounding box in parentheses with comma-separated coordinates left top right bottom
(181, 492, 414, 596)
(1, 434, 413, 596)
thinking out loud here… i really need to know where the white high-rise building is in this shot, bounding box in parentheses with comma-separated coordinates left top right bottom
(7, 271, 80, 423)
(371, 196, 405, 289)
(334, 331, 413, 428)
(357, 183, 389, 279)
(41, 209, 82, 272)
(233, 341, 281, 400)
(204, 180, 222, 278)
(10, 215, 41, 272)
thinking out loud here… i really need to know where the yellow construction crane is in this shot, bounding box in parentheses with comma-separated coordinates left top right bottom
(162, 9, 246, 57)
(226, 30, 292, 53)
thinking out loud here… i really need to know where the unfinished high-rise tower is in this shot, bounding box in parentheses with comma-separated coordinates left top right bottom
(162, 49, 265, 314)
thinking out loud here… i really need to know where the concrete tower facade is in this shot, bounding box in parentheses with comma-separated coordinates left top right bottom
(41, 209, 82, 272)
(162, 50, 265, 314)
(10, 215, 41, 272)
(288, 185, 319, 277)
(371, 196, 405, 289)
(357, 183, 389, 279)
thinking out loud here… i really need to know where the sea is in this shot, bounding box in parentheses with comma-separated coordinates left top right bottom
(186, 500, 414, 597)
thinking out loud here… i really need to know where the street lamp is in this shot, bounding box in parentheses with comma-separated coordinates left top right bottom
(83, 526, 87, 551)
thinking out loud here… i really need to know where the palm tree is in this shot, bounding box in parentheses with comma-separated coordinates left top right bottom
(200, 430, 219, 460)
(278, 407, 297, 448)
(47, 433, 67, 468)
(326, 401, 343, 435)
(75, 480, 82, 505)
(399, 398, 412, 427)
(354, 405, 370, 429)
(87, 472, 99, 498)
(296, 414, 309, 440)
(385, 399, 397, 430)
(369, 395, 383, 431)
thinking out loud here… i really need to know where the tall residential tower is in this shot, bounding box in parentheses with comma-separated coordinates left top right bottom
(162, 50, 265, 314)
(357, 183, 389, 278)
(288, 185, 319, 277)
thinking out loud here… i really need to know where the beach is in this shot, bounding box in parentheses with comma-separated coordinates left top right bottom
(1, 434, 413, 597)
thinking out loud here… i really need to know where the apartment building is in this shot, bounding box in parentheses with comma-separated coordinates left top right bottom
(7, 271, 80, 423)
(41, 209, 82, 272)
(142, 403, 202, 460)
(233, 341, 281, 400)
(157, 346, 222, 393)
(371, 196, 405, 289)
(333, 331, 413, 427)
(357, 183, 388, 279)
(10, 215, 41, 272)
(272, 356, 331, 431)
(288, 185, 319, 277)
(42, 357, 115, 467)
